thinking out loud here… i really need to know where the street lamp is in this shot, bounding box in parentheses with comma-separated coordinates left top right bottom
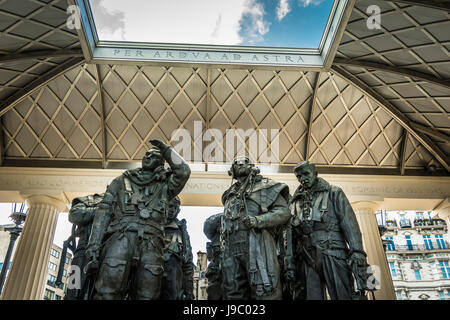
(0, 203, 27, 295)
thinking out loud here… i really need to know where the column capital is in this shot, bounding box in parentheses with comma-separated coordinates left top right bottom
(434, 198, 450, 220)
(351, 200, 383, 212)
(19, 192, 68, 212)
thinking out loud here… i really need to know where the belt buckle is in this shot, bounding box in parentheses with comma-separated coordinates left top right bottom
(139, 208, 151, 219)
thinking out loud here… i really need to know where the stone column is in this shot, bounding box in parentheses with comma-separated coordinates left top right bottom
(435, 198, 450, 228)
(1, 194, 67, 300)
(351, 201, 396, 300)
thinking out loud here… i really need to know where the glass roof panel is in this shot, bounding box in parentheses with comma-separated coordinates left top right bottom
(88, 0, 335, 49)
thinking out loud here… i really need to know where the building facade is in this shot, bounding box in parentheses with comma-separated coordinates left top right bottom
(193, 251, 208, 300)
(380, 211, 450, 300)
(43, 244, 72, 300)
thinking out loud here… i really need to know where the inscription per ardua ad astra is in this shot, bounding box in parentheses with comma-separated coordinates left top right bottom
(105, 48, 308, 65)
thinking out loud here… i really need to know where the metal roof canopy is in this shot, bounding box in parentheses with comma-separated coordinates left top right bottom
(0, 0, 448, 176)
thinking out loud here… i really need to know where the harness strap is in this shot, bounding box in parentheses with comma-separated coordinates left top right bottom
(124, 177, 133, 192)
(321, 190, 329, 212)
(312, 192, 323, 221)
(251, 230, 272, 295)
(312, 190, 329, 221)
(260, 183, 268, 213)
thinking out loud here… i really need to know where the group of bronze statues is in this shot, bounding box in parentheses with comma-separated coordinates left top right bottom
(61, 139, 375, 300)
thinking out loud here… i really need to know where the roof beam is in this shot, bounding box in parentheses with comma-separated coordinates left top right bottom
(411, 122, 450, 144)
(333, 58, 450, 89)
(1, 158, 447, 176)
(305, 72, 321, 160)
(1, 159, 103, 169)
(0, 49, 83, 64)
(0, 118, 3, 166)
(0, 57, 84, 117)
(400, 130, 409, 175)
(94, 64, 107, 169)
(332, 65, 450, 172)
(323, 0, 357, 69)
(377, 0, 450, 11)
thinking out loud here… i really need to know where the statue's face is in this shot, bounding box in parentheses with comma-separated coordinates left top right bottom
(142, 150, 163, 170)
(295, 165, 317, 189)
(167, 199, 180, 221)
(231, 157, 252, 179)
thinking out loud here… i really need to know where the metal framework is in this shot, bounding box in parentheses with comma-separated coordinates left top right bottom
(0, 118, 3, 166)
(333, 58, 450, 89)
(379, 0, 450, 11)
(400, 130, 408, 175)
(338, 2, 449, 80)
(0, 49, 83, 64)
(94, 64, 107, 169)
(305, 73, 322, 160)
(0, 57, 85, 117)
(332, 65, 449, 172)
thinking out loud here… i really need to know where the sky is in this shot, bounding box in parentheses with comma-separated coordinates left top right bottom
(0, 203, 221, 265)
(89, 0, 334, 48)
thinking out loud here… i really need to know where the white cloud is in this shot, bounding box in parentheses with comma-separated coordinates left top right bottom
(298, 0, 325, 7)
(90, 0, 126, 40)
(276, 0, 291, 21)
(238, 0, 270, 44)
(90, 0, 262, 46)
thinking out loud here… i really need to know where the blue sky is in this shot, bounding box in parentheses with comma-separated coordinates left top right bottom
(90, 0, 335, 49)
(239, 0, 335, 48)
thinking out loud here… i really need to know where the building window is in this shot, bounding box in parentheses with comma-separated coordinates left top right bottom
(405, 235, 413, 250)
(386, 236, 395, 251)
(55, 295, 62, 300)
(414, 269, 422, 280)
(47, 274, 57, 287)
(438, 290, 446, 300)
(439, 261, 450, 279)
(44, 289, 55, 300)
(389, 262, 397, 279)
(435, 235, 446, 249)
(50, 249, 60, 259)
(48, 274, 57, 282)
(400, 215, 411, 228)
(396, 291, 402, 300)
(48, 262, 57, 271)
(423, 235, 433, 250)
